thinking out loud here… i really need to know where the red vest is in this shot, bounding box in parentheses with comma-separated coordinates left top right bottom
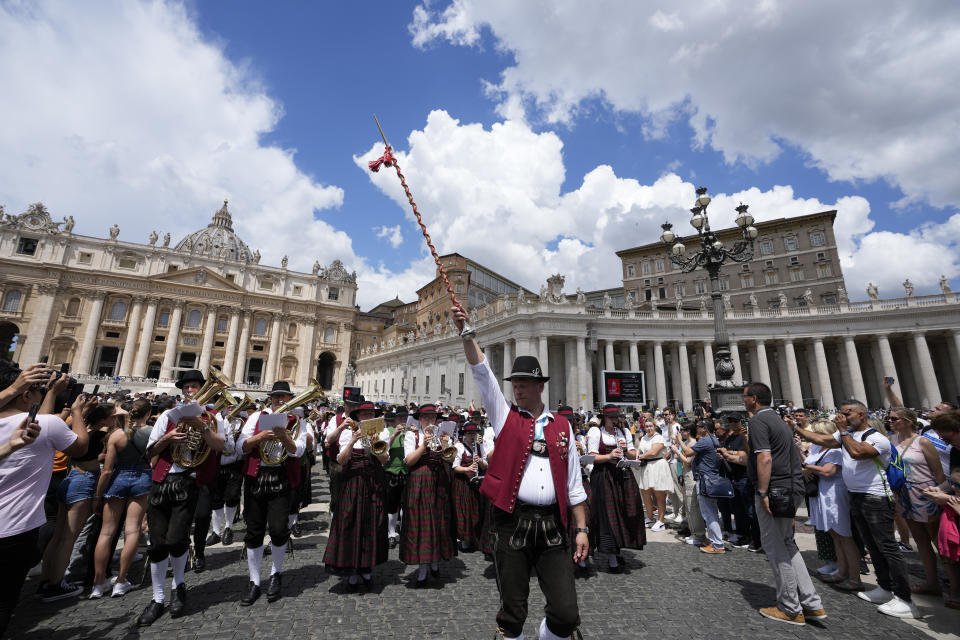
(480, 406, 573, 528)
(151, 416, 219, 486)
(243, 413, 301, 488)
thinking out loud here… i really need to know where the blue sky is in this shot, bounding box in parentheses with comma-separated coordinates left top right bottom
(1, 1, 958, 306)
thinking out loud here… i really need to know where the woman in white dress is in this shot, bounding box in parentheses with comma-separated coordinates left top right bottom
(802, 418, 862, 591)
(637, 418, 673, 532)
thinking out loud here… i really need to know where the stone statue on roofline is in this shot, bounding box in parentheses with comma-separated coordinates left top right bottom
(902, 279, 914, 297)
(940, 275, 952, 295)
(866, 282, 879, 302)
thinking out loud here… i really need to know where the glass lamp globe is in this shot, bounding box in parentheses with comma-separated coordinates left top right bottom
(672, 241, 686, 255)
(690, 212, 705, 230)
(660, 227, 675, 244)
(696, 194, 711, 208)
(746, 225, 758, 239)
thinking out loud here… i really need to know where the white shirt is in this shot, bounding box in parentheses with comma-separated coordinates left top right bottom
(468, 358, 587, 507)
(338, 425, 391, 451)
(453, 441, 481, 468)
(482, 425, 496, 462)
(220, 416, 245, 464)
(586, 426, 635, 455)
(237, 409, 307, 466)
(833, 428, 892, 496)
(147, 407, 227, 475)
(638, 433, 666, 458)
(0, 413, 77, 537)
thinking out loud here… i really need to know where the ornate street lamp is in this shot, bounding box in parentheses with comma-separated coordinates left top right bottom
(659, 187, 757, 414)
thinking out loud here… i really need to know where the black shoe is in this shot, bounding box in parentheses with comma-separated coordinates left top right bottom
(430, 567, 440, 579)
(860, 559, 870, 575)
(222, 528, 234, 546)
(205, 532, 221, 546)
(414, 577, 428, 589)
(137, 600, 165, 627)
(193, 555, 206, 573)
(266, 574, 282, 602)
(169, 583, 187, 618)
(388, 536, 398, 549)
(609, 563, 624, 574)
(39, 581, 83, 602)
(291, 523, 302, 538)
(240, 581, 261, 606)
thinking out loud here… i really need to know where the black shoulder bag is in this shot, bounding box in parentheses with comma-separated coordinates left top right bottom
(767, 439, 798, 518)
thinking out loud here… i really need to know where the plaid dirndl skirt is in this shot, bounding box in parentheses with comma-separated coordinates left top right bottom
(323, 451, 388, 574)
(590, 462, 646, 552)
(452, 474, 481, 545)
(400, 458, 457, 565)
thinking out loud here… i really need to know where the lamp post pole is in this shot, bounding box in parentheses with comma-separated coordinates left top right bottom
(660, 187, 758, 415)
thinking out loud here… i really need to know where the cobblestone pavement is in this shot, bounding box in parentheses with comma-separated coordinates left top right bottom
(11, 467, 958, 640)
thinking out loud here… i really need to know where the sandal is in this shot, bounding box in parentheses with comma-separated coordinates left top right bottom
(832, 578, 865, 592)
(910, 583, 943, 596)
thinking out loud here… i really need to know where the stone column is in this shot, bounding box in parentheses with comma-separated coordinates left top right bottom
(804, 343, 821, 402)
(753, 340, 772, 388)
(117, 296, 144, 377)
(628, 341, 640, 372)
(653, 342, 668, 408)
(678, 341, 693, 412)
(619, 343, 630, 371)
(604, 340, 616, 371)
(221, 308, 241, 380)
(730, 341, 743, 383)
(233, 311, 251, 383)
(695, 343, 707, 399)
(670, 343, 681, 406)
(159, 302, 184, 381)
(813, 338, 835, 410)
(198, 306, 218, 373)
(564, 339, 577, 407)
(263, 314, 283, 385)
(538, 335, 550, 403)
(296, 318, 317, 387)
(75, 292, 106, 375)
(502, 339, 514, 401)
(912, 332, 941, 408)
(875, 334, 903, 403)
(132, 297, 159, 377)
(782, 339, 804, 407)
(949, 330, 960, 398)
(576, 337, 589, 409)
(843, 336, 868, 403)
(702, 341, 716, 387)
(19, 283, 59, 365)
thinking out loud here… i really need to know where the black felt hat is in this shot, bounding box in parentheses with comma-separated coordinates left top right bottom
(503, 355, 549, 382)
(413, 403, 438, 418)
(393, 405, 409, 419)
(349, 401, 383, 421)
(461, 421, 481, 433)
(267, 381, 293, 397)
(175, 369, 205, 390)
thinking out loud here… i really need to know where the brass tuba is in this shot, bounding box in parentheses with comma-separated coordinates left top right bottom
(171, 366, 232, 468)
(259, 379, 326, 465)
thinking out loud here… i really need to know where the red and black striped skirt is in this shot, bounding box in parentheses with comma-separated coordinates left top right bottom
(323, 451, 388, 574)
(452, 474, 481, 546)
(399, 461, 456, 565)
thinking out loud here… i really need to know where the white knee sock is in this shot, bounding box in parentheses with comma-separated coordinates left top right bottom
(247, 546, 264, 586)
(170, 552, 188, 588)
(224, 505, 237, 528)
(538, 617, 567, 640)
(287, 513, 298, 528)
(388, 512, 398, 538)
(417, 564, 428, 581)
(211, 509, 223, 536)
(270, 543, 286, 575)
(150, 560, 168, 603)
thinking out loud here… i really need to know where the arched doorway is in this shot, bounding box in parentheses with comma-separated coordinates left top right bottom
(0, 322, 20, 361)
(146, 360, 162, 380)
(316, 352, 336, 390)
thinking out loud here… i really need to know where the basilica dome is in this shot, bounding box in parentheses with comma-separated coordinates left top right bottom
(174, 200, 254, 263)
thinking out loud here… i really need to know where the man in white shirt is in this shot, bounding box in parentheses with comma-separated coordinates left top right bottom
(454, 306, 587, 640)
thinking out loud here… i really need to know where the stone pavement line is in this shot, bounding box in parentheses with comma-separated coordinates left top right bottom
(10, 467, 954, 640)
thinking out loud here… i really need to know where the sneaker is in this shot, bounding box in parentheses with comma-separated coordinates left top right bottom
(747, 544, 764, 554)
(684, 536, 704, 546)
(88, 582, 109, 599)
(802, 608, 827, 620)
(700, 545, 726, 554)
(40, 581, 83, 602)
(730, 536, 750, 549)
(759, 606, 805, 626)
(877, 595, 919, 619)
(651, 521, 666, 532)
(669, 513, 684, 523)
(897, 542, 913, 553)
(111, 580, 133, 597)
(644, 518, 655, 528)
(859, 559, 870, 575)
(857, 586, 893, 604)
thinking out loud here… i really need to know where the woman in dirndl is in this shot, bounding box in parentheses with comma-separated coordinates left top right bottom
(400, 403, 457, 586)
(586, 404, 646, 572)
(558, 406, 594, 575)
(322, 400, 389, 591)
(451, 421, 485, 551)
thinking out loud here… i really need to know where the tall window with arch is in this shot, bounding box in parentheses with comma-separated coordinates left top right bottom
(216, 315, 228, 332)
(186, 309, 202, 328)
(287, 322, 297, 339)
(254, 317, 267, 335)
(2, 290, 22, 312)
(109, 300, 127, 321)
(323, 327, 335, 343)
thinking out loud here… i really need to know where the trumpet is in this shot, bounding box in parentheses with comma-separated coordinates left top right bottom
(171, 366, 232, 468)
(259, 379, 326, 465)
(353, 417, 389, 456)
(425, 425, 458, 462)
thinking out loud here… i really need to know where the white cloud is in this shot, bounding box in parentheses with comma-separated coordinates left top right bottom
(374, 224, 404, 248)
(357, 110, 956, 301)
(410, 0, 960, 210)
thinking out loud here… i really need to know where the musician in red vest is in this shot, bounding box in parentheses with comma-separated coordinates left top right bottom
(138, 369, 225, 627)
(236, 381, 307, 606)
(453, 307, 588, 640)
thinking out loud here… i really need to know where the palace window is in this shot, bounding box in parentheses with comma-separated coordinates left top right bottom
(694, 280, 707, 294)
(2, 290, 22, 312)
(784, 236, 799, 251)
(324, 327, 335, 343)
(186, 309, 202, 328)
(16, 237, 38, 256)
(759, 240, 774, 255)
(78, 252, 93, 264)
(765, 270, 779, 285)
(740, 274, 754, 288)
(258, 277, 273, 291)
(65, 297, 81, 317)
(627, 264, 635, 277)
(292, 285, 303, 296)
(655, 259, 665, 273)
(117, 257, 137, 270)
(790, 268, 805, 282)
(328, 287, 339, 301)
(674, 281, 686, 297)
(157, 310, 170, 327)
(109, 301, 127, 321)
(718, 277, 730, 291)
(817, 264, 832, 278)
(810, 231, 826, 247)
(216, 316, 228, 332)
(254, 317, 267, 335)
(642, 262, 651, 275)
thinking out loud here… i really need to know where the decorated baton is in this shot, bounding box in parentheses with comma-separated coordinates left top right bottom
(368, 115, 475, 338)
